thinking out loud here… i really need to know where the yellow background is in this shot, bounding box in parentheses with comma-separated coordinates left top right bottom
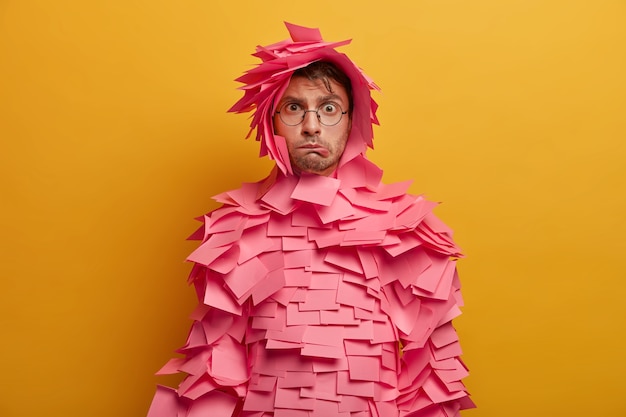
(1, 1, 625, 416)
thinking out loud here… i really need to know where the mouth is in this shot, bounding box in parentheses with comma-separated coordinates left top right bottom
(298, 144, 330, 157)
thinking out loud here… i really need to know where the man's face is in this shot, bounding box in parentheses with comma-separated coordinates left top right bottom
(274, 76, 351, 176)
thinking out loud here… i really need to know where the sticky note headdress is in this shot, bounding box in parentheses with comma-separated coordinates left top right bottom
(228, 22, 380, 176)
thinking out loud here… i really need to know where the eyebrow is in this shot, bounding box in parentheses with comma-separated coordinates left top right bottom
(278, 94, 345, 107)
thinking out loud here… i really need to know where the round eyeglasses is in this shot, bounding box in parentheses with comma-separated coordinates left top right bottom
(275, 102, 348, 126)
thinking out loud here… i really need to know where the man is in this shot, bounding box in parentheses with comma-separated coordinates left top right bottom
(274, 62, 351, 176)
(147, 23, 474, 417)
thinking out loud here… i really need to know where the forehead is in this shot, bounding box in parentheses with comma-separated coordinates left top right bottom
(278, 76, 349, 105)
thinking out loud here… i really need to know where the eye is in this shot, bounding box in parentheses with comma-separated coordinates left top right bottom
(320, 102, 339, 115)
(283, 103, 302, 114)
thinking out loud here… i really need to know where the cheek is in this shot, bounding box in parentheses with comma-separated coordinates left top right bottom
(274, 119, 291, 139)
(337, 127, 350, 151)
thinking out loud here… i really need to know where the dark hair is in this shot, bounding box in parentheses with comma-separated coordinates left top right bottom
(292, 61, 353, 114)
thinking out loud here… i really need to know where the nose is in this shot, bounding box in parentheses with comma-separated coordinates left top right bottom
(301, 110, 321, 136)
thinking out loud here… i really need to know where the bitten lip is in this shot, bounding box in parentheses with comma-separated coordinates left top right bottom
(298, 144, 330, 157)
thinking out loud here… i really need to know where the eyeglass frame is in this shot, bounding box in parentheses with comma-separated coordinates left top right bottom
(275, 102, 349, 127)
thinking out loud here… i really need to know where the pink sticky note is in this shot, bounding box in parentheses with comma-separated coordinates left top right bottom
(396, 198, 436, 228)
(271, 286, 299, 306)
(252, 269, 286, 306)
(187, 242, 232, 267)
(182, 321, 207, 350)
(340, 209, 396, 232)
(260, 173, 298, 215)
(286, 303, 321, 325)
(415, 254, 449, 293)
(429, 260, 457, 301)
(383, 285, 420, 336)
(146, 385, 182, 417)
(285, 22, 323, 41)
(391, 280, 418, 306)
(292, 204, 326, 227)
(435, 303, 462, 326)
(251, 305, 286, 331)
(344, 340, 382, 356)
(343, 319, 374, 340)
(371, 320, 397, 344)
(431, 357, 459, 371)
(434, 364, 469, 384)
(223, 256, 269, 299)
(178, 350, 210, 376)
(263, 325, 304, 348)
(238, 225, 280, 264)
(204, 217, 245, 247)
(258, 249, 285, 271)
(189, 302, 211, 321)
(205, 244, 240, 275)
(324, 249, 364, 274)
(340, 188, 392, 212)
(242, 389, 276, 412)
(222, 182, 265, 212)
(308, 226, 347, 248)
(381, 346, 397, 371)
(357, 248, 379, 279)
(342, 229, 387, 245)
(338, 395, 370, 413)
(432, 340, 463, 362)
(299, 289, 340, 311)
(284, 268, 312, 287)
(382, 233, 423, 257)
(312, 356, 349, 373)
(300, 372, 341, 402)
(375, 180, 413, 200)
(343, 270, 380, 292)
(180, 377, 219, 401)
(291, 174, 341, 206)
(315, 193, 357, 224)
(354, 306, 387, 323)
(308, 249, 343, 273)
(430, 322, 459, 349)
(336, 281, 375, 311)
(274, 387, 315, 410)
(336, 371, 375, 397)
(155, 358, 185, 376)
(310, 400, 344, 417)
(347, 356, 381, 381)
(251, 301, 279, 318)
(211, 336, 248, 384)
(203, 274, 243, 315)
(336, 152, 383, 190)
(267, 213, 307, 236)
(320, 306, 360, 325)
(302, 325, 344, 346)
(284, 249, 313, 268)
(274, 409, 310, 417)
(301, 343, 345, 359)
(249, 374, 278, 392)
(283, 235, 318, 251)
(277, 371, 316, 388)
(421, 375, 467, 403)
(266, 339, 305, 349)
(204, 210, 242, 234)
(309, 272, 340, 289)
(244, 212, 271, 229)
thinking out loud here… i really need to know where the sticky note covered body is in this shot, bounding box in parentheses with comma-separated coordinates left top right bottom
(147, 156, 474, 417)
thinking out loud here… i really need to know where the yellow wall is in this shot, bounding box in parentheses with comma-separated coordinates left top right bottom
(1, 1, 625, 416)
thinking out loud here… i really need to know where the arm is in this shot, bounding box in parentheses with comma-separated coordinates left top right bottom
(381, 245, 475, 416)
(147, 265, 250, 417)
